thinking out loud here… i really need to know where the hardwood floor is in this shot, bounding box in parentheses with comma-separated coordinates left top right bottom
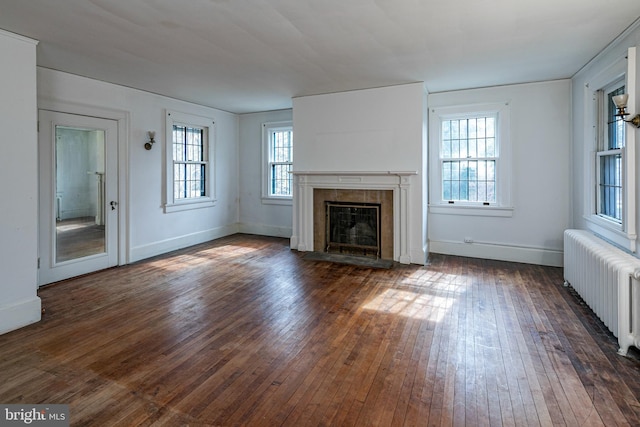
(2, 234, 640, 426)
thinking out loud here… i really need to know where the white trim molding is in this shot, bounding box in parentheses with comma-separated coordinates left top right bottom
(0, 28, 38, 45)
(582, 47, 637, 252)
(290, 170, 417, 264)
(130, 224, 238, 262)
(429, 239, 563, 267)
(429, 101, 512, 211)
(164, 110, 217, 213)
(37, 98, 131, 266)
(0, 297, 41, 335)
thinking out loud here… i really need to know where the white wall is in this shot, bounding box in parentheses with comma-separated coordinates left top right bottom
(292, 82, 428, 264)
(0, 30, 41, 334)
(38, 68, 240, 263)
(293, 83, 426, 173)
(238, 109, 293, 238)
(572, 22, 640, 253)
(428, 80, 571, 266)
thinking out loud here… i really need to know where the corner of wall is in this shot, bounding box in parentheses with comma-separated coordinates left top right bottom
(0, 297, 41, 335)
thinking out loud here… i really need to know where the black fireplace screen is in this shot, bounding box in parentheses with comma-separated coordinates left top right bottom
(326, 202, 381, 258)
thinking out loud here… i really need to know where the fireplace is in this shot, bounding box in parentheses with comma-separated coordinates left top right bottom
(291, 171, 417, 264)
(313, 188, 393, 259)
(326, 201, 381, 258)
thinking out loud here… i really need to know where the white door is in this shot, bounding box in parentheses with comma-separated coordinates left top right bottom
(38, 110, 119, 285)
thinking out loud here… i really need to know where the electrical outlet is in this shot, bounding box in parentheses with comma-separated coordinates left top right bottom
(464, 237, 473, 243)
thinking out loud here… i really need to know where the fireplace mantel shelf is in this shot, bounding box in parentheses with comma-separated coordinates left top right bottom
(291, 170, 417, 176)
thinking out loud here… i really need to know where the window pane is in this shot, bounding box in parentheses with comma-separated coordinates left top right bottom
(271, 130, 292, 163)
(468, 161, 477, 181)
(451, 161, 459, 181)
(477, 118, 486, 138)
(478, 161, 486, 181)
(468, 181, 477, 201)
(451, 136, 460, 158)
(486, 117, 495, 137)
(442, 161, 452, 180)
(173, 125, 185, 161)
(442, 121, 450, 142)
(452, 180, 459, 200)
(443, 180, 452, 200)
(271, 163, 292, 196)
(477, 138, 486, 158)
(443, 116, 496, 159)
(487, 182, 495, 202)
(460, 135, 468, 158)
(599, 153, 622, 221)
(468, 136, 477, 158)
(478, 180, 487, 202)
(469, 118, 477, 139)
(486, 137, 495, 157)
(188, 128, 204, 161)
(486, 160, 495, 181)
(607, 86, 626, 150)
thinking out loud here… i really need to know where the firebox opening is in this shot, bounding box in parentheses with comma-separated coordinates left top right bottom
(326, 201, 381, 259)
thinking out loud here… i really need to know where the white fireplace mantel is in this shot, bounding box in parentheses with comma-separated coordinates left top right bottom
(290, 170, 417, 264)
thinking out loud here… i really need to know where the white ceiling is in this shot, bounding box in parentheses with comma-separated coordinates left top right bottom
(1, 0, 639, 114)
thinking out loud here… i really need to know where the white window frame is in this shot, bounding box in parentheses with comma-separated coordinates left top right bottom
(595, 80, 625, 224)
(429, 102, 512, 217)
(584, 47, 637, 251)
(164, 110, 216, 213)
(262, 121, 293, 205)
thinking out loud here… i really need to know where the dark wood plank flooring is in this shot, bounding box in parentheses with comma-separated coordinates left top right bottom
(2, 234, 640, 426)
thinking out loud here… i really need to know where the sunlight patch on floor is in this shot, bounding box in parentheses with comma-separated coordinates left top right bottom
(363, 270, 469, 321)
(200, 244, 259, 259)
(363, 289, 454, 322)
(57, 222, 95, 231)
(146, 244, 260, 271)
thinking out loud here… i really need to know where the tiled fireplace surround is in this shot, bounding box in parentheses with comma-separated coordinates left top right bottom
(291, 171, 416, 264)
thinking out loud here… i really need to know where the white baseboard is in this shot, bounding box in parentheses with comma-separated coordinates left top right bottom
(238, 223, 292, 239)
(429, 239, 563, 267)
(408, 246, 428, 265)
(0, 297, 41, 335)
(130, 224, 240, 262)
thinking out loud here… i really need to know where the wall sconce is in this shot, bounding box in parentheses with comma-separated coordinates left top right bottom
(612, 94, 640, 128)
(145, 131, 156, 150)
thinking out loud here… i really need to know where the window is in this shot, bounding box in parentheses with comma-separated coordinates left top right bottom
(441, 115, 497, 203)
(173, 124, 206, 200)
(584, 46, 636, 251)
(596, 81, 625, 223)
(164, 110, 215, 213)
(262, 121, 293, 203)
(429, 102, 512, 216)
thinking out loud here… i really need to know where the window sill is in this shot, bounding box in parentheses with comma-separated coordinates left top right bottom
(429, 204, 514, 217)
(584, 214, 636, 252)
(262, 196, 292, 206)
(164, 197, 216, 213)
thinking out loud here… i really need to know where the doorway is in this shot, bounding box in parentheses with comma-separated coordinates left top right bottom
(38, 110, 119, 285)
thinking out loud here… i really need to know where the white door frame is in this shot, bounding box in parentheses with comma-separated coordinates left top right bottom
(38, 100, 129, 272)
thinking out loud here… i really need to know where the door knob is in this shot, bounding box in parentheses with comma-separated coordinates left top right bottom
(110, 201, 118, 210)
